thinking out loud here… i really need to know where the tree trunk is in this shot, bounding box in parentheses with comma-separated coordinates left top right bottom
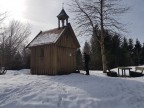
(100, 39, 107, 73)
(100, 0, 107, 73)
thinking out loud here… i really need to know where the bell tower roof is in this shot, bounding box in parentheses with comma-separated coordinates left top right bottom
(57, 9, 69, 29)
(57, 9, 69, 20)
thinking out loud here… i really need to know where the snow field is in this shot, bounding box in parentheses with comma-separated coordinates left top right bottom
(0, 68, 144, 108)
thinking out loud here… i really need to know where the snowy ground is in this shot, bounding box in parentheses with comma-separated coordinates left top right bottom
(0, 67, 144, 108)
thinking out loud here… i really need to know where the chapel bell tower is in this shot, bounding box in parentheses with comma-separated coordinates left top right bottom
(57, 9, 69, 29)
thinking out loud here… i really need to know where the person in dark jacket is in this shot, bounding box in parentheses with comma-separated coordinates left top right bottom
(83, 52, 90, 75)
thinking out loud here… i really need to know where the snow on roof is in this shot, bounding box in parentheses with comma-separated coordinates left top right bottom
(29, 33, 59, 47)
(28, 28, 65, 47)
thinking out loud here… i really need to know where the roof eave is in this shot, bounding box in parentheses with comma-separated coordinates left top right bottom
(25, 31, 43, 48)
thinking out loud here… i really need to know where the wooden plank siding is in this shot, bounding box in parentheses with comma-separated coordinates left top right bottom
(56, 47, 76, 75)
(29, 24, 80, 75)
(30, 45, 56, 75)
(30, 38, 77, 75)
(56, 28, 77, 74)
(56, 28, 77, 49)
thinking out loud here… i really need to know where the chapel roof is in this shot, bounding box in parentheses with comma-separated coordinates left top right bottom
(28, 27, 65, 47)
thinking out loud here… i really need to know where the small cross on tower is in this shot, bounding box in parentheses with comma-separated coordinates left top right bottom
(62, 3, 64, 9)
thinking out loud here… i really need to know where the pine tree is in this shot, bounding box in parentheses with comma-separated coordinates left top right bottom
(22, 48, 31, 69)
(12, 52, 23, 70)
(140, 43, 144, 65)
(76, 49, 83, 70)
(83, 41, 91, 69)
(83, 41, 91, 54)
(133, 39, 142, 65)
(120, 37, 131, 66)
(128, 38, 134, 52)
(128, 38, 134, 65)
(107, 34, 121, 68)
(90, 28, 102, 70)
(121, 38, 128, 49)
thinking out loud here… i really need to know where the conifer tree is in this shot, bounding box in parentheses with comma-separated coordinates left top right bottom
(90, 28, 102, 70)
(76, 49, 83, 70)
(140, 43, 144, 65)
(83, 41, 91, 54)
(128, 38, 134, 65)
(128, 38, 134, 52)
(83, 41, 91, 69)
(121, 37, 130, 66)
(107, 34, 121, 68)
(133, 39, 142, 65)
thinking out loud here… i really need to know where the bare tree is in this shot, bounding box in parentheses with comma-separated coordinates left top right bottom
(0, 12, 7, 68)
(70, 0, 129, 72)
(0, 20, 31, 68)
(0, 12, 6, 26)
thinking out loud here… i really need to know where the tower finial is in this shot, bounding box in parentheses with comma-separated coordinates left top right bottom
(62, 3, 64, 9)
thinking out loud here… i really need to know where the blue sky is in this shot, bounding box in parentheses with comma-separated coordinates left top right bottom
(0, 0, 144, 45)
